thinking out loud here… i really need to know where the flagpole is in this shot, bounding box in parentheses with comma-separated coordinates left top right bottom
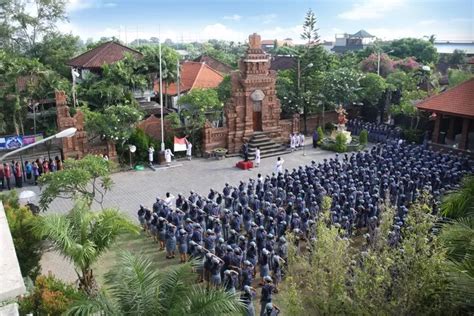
(159, 36, 165, 151)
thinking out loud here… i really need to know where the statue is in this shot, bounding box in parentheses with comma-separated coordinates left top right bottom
(336, 104, 348, 128)
(332, 105, 352, 144)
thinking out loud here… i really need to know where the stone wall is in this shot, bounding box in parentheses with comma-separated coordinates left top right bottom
(302, 108, 358, 133)
(202, 121, 228, 153)
(55, 91, 117, 160)
(137, 115, 174, 141)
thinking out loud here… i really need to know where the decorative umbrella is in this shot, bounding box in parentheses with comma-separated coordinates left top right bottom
(19, 190, 36, 200)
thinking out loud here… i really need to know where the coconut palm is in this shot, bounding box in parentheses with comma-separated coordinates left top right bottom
(441, 176, 474, 219)
(440, 176, 474, 310)
(33, 199, 138, 296)
(66, 251, 244, 316)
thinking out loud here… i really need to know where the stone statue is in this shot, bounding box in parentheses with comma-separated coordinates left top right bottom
(336, 105, 348, 128)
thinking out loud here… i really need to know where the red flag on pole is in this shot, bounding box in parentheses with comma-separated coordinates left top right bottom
(174, 136, 187, 152)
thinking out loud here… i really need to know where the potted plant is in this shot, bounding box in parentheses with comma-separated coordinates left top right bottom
(213, 148, 228, 160)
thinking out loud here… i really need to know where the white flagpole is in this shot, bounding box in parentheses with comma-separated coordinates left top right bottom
(159, 37, 165, 151)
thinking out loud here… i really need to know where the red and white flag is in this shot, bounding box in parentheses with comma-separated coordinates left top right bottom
(174, 136, 187, 152)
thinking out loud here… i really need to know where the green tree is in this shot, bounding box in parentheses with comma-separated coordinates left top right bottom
(439, 176, 474, 310)
(67, 251, 244, 315)
(33, 199, 138, 296)
(1, 0, 67, 53)
(301, 8, 320, 46)
(276, 69, 298, 116)
(33, 32, 82, 78)
(322, 67, 363, 107)
(448, 49, 467, 65)
(385, 38, 439, 64)
(83, 104, 144, 151)
(1, 190, 42, 279)
(359, 73, 387, 121)
(38, 155, 114, 210)
(216, 74, 232, 104)
(448, 69, 473, 88)
(171, 88, 222, 153)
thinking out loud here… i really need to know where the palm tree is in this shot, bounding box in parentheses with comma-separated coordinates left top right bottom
(66, 251, 244, 315)
(441, 176, 474, 219)
(33, 199, 138, 296)
(439, 176, 474, 310)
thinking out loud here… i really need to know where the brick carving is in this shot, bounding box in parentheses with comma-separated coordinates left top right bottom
(224, 33, 284, 154)
(55, 91, 117, 160)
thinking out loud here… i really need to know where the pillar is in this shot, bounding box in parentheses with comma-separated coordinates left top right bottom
(447, 117, 455, 140)
(432, 114, 441, 143)
(459, 118, 470, 150)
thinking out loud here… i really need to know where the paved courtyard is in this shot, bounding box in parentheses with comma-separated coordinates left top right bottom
(29, 144, 339, 219)
(28, 144, 345, 282)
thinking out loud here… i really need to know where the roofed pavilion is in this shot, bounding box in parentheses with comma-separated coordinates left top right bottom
(417, 78, 474, 151)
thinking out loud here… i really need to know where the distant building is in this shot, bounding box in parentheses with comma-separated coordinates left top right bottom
(154, 61, 224, 108)
(194, 55, 234, 75)
(269, 55, 297, 71)
(67, 41, 143, 78)
(332, 29, 376, 53)
(261, 40, 276, 52)
(261, 38, 294, 52)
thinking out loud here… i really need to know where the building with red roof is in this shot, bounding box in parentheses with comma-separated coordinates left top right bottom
(417, 78, 474, 150)
(154, 61, 224, 107)
(67, 41, 142, 77)
(193, 55, 233, 75)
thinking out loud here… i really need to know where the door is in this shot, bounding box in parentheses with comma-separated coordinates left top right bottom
(253, 101, 262, 131)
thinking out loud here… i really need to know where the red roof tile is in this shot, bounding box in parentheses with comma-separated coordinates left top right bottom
(416, 78, 474, 118)
(67, 41, 142, 68)
(261, 40, 275, 45)
(193, 55, 233, 74)
(468, 57, 474, 64)
(154, 61, 224, 95)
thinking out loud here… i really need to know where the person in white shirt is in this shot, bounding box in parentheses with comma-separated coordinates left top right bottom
(299, 133, 305, 148)
(148, 146, 155, 165)
(255, 146, 261, 167)
(163, 192, 175, 208)
(275, 157, 284, 174)
(257, 173, 264, 183)
(186, 141, 192, 161)
(164, 148, 174, 166)
(293, 134, 299, 149)
(290, 134, 296, 151)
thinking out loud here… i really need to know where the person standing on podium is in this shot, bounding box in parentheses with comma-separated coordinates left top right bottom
(242, 141, 249, 162)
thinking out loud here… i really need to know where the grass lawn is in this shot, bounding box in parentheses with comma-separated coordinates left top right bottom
(93, 230, 181, 286)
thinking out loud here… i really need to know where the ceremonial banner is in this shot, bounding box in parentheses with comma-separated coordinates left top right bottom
(174, 136, 187, 152)
(0, 133, 43, 150)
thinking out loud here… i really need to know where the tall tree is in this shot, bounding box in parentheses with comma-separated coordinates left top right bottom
(385, 38, 439, 65)
(300, 9, 320, 46)
(38, 155, 114, 210)
(33, 199, 138, 296)
(1, 0, 67, 54)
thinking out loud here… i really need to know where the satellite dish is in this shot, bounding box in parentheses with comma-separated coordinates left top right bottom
(129, 145, 136, 153)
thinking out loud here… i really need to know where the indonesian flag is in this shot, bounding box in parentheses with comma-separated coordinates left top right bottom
(174, 136, 187, 152)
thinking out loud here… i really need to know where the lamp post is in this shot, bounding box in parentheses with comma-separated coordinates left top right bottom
(377, 49, 394, 76)
(0, 128, 77, 163)
(297, 58, 314, 135)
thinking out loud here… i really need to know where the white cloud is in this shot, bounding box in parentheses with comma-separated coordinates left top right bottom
(368, 25, 472, 41)
(418, 19, 436, 26)
(200, 23, 245, 42)
(223, 14, 242, 21)
(338, 0, 406, 20)
(253, 14, 278, 24)
(66, 0, 117, 12)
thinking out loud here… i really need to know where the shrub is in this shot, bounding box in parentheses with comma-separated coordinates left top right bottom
(1, 191, 42, 280)
(334, 132, 348, 153)
(317, 126, 325, 145)
(325, 122, 335, 132)
(359, 129, 368, 145)
(402, 128, 424, 144)
(126, 128, 150, 163)
(19, 274, 84, 315)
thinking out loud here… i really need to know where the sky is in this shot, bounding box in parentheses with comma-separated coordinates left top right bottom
(60, 0, 474, 43)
